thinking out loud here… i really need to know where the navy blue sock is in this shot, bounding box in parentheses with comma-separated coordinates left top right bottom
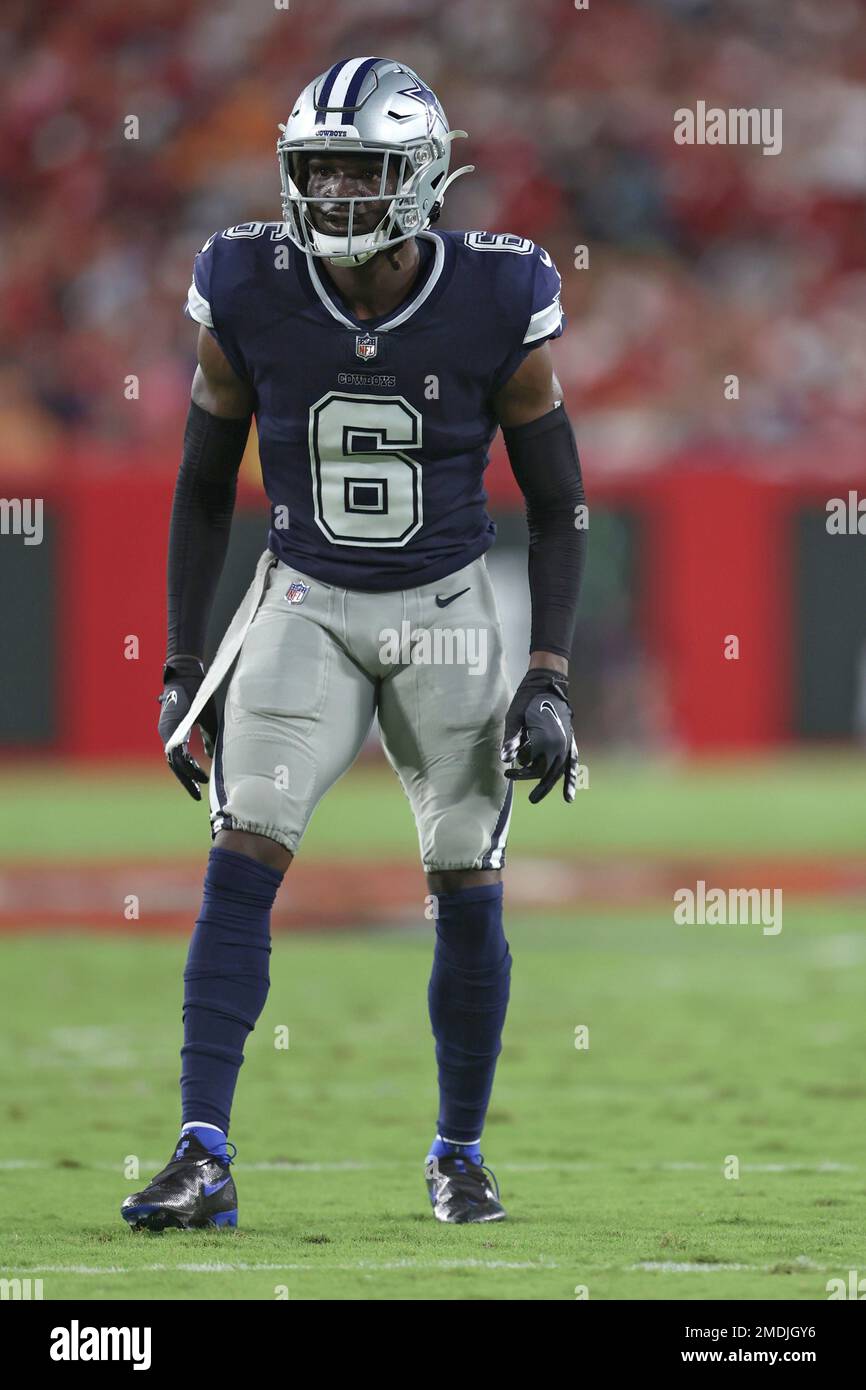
(427, 882, 511, 1145)
(180, 847, 283, 1134)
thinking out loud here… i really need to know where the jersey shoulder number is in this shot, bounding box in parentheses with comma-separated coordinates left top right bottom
(463, 231, 535, 255)
(184, 223, 289, 330)
(462, 230, 565, 351)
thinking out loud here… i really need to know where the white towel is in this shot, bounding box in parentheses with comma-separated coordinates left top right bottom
(164, 548, 277, 753)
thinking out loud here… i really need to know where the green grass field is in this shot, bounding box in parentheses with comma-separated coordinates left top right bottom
(1, 749, 862, 860)
(1, 754, 864, 1301)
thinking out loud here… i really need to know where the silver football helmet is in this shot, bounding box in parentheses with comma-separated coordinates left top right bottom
(277, 56, 474, 267)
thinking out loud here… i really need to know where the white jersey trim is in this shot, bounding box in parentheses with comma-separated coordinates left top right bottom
(305, 230, 445, 332)
(186, 279, 214, 329)
(523, 295, 562, 345)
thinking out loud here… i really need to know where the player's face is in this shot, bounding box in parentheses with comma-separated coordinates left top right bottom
(302, 152, 399, 236)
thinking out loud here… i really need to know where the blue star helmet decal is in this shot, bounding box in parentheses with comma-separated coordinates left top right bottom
(396, 78, 446, 137)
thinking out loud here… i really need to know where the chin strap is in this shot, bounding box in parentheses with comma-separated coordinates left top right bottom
(430, 131, 475, 215)
(325, 246, 380, 268)
(314, 217, 391, 267)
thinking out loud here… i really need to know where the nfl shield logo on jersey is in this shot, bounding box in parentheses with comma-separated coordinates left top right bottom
(355, 333, 378, 360)
(285, 580, 310, 605)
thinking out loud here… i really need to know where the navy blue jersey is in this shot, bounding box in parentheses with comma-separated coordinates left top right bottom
(185, 224, 565, 591)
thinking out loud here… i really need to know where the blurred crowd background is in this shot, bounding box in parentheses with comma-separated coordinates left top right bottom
(2, 0, 864, 474)
(1, 0, 864, 756)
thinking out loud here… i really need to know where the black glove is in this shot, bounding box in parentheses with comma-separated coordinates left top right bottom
(500, 668, 579, 804)
(157, 655, 219, 801)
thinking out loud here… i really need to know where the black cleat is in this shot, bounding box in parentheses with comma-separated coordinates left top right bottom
(121, 1132, 238, 1232)
(425, 1152, 507, 1223)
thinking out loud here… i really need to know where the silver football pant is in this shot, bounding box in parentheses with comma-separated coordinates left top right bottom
(209, 551, 514, 872)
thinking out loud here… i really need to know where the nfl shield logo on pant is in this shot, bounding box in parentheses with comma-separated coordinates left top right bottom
(285, 580, 310, 605)
(355, 333, 378, 360)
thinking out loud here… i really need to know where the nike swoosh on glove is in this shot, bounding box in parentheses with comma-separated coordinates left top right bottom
(157, 655, 219, 801)
(500, 668, 579, 804)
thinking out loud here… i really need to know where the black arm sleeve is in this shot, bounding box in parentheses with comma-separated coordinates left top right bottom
(165, 399, 252, 664)
(501, 403, 587, 659)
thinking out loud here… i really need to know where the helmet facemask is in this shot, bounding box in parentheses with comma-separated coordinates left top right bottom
(279, 141, 434, 267)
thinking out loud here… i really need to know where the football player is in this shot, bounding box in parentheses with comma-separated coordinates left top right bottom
(122, 56, 586, 1232)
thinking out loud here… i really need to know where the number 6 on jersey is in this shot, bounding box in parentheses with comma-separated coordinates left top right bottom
(309, 391, 424, 547)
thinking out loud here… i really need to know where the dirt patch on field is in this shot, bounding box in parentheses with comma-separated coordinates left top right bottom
(0, 857, 863, 931)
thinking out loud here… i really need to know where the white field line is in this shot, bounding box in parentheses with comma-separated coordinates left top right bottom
(631, 1262, 755, 1273)
(0, 1256, 834, 1276)
(0, 1259, 559, 1275)
(0, 1159, 856, 1174)
(629, 1257, 827, 1273)
(658, 1161, 855, 1173)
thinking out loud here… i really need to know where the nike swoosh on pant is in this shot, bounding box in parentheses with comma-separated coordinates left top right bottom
(435, 587, 471, 608)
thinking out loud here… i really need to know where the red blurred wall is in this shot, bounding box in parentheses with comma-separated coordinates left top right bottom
(6, 443, 862, 758)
